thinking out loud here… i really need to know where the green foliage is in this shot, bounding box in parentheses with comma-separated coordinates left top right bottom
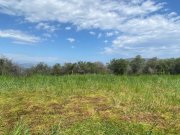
(60, 61, 108, 75)
(130, 55, 145, 74)
(108, 59, 129, 75)
(1, 55, 180, 76)
(174, 58, 180, 74)
(143, 57, 158, 74)
(0, 57, 22, 76)
(31, 62, 50, 75)
(52, 64, 62, 75)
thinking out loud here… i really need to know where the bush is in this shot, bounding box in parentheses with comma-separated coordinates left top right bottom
(0, 57, 23, 76)
(1, 56, 180, 76)
(108, 59, 129, 75)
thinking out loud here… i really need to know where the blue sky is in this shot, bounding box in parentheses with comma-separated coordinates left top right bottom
(0, 0, 180, 64)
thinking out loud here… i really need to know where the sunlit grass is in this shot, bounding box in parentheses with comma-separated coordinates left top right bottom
(0, 75, 180, 134)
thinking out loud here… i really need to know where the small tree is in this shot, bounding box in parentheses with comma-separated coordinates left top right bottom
(0, 57, 22, 76)
(143, 57, 158, 74)
(93, 62, 108, 74)
(130, 55, 145, 74)
(51, 64, 61, 75)
(76, 61, 88, 74)
(174, 58, 180, 74)
(61, 63, 76, 74)
(32, 62, 50, 75)
(108, 59, 129, 75)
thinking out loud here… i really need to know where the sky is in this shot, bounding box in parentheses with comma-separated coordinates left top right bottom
(0, 0, 180, 64)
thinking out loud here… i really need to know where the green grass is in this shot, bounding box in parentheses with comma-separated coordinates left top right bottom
(0, 75, 179, 134)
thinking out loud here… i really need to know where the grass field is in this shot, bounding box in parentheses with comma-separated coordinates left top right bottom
(0, 75, 179, 135)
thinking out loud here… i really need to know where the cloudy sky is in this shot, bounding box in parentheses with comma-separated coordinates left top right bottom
(0, 0, 180, 64)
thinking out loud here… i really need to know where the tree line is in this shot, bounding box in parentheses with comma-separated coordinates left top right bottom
(0, 55, 180, 76)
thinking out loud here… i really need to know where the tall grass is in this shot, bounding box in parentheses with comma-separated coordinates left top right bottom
(0, 75, 179, 134)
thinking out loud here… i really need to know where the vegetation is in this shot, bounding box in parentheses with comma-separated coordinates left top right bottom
(0, 57, 22, 76)
(0, 75, 180, 134)
(1, 55, 180, 76)
(0, 56, 180, 134)
(108, 59, 129, 75)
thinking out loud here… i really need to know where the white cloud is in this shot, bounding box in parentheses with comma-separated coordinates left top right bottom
(0, 0, 180, 57)
(97, 33, 102, 39)
(36, 22, 57, 32)
(89, 31, 96, 36)
(106, 32, 114, 37)
(67, 38, 75, 43)
(105, 14, 180, 55)
(106, 31, 119, 37)
(65, 27, 71, 30)
(104, 40, 108, 43)
(0, 29, 40, 44)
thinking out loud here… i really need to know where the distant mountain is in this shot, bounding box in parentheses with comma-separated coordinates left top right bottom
(18, 63, 35, 68)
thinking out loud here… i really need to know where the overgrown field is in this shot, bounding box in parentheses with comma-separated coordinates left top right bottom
(0, 75, 179, 135)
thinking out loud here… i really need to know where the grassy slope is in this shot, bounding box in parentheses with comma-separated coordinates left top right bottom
(0, 75, 179, 134)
